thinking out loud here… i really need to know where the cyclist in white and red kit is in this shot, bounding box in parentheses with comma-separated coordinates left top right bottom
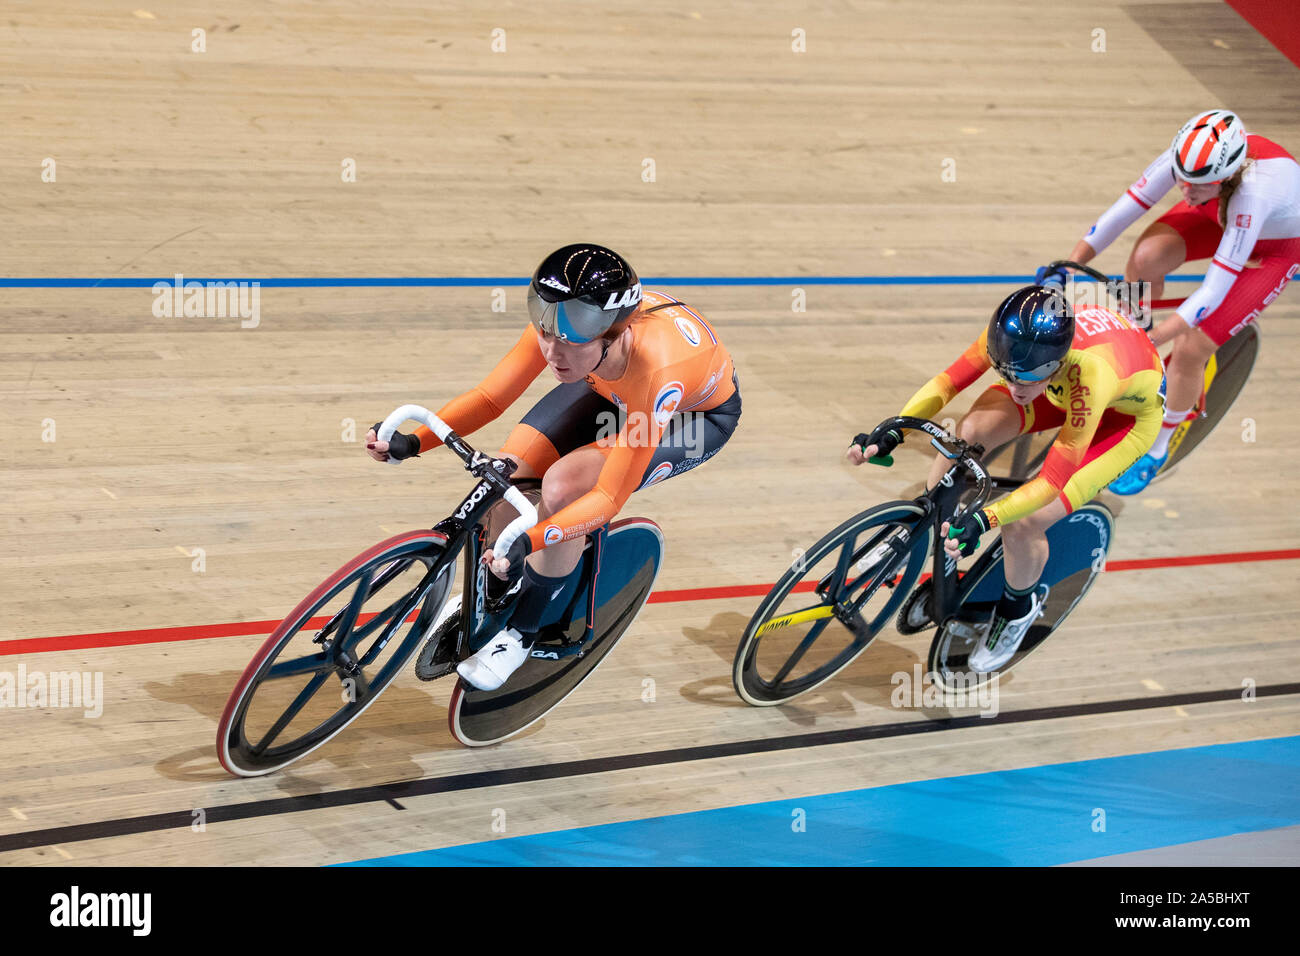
(1037, 110, 1300, 493)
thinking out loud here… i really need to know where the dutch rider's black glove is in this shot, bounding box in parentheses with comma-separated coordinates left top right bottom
(371, 422, 421, 461)
(496, 532, 532, 580)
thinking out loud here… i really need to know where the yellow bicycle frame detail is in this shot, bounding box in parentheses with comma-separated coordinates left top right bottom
(755, 604, 835, 637)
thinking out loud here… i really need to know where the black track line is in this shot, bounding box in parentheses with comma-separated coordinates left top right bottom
(2, 682, 1296, 853)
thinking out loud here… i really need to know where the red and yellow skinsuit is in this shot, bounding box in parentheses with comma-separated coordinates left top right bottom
(899, 306, 1164, 525)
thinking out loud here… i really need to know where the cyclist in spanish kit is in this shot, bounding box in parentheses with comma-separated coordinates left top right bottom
(848, 286, 1162, 670)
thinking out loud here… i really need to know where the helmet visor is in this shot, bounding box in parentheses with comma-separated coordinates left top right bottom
(527, 286, 616, 344)
(1172, 165, 1225, 186)
(992, 357, 1061, 386)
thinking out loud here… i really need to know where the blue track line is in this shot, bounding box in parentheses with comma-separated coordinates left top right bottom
(338, 735, 1300, 867)
(0, 274, 1207, 289)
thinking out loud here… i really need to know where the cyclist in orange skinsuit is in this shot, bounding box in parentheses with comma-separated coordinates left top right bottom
(367, 244, 740, 690)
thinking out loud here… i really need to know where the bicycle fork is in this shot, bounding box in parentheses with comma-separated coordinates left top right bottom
(923, 465, 970, 628)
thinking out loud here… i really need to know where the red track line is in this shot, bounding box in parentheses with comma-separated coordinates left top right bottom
(4, 547, 1299, 658)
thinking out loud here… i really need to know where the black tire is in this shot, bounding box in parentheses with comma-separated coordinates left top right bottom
(734, 502, 932, 706)
(217, 530, 455, 776)
(1159, 324, 1260, 476)
(926, 503, 1113, 692)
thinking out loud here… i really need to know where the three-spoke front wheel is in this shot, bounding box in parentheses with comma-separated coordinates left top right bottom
(217, 530, 455, 776)
(733, 502, 932, 706)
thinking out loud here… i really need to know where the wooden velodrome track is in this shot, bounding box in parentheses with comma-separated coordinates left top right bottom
(3, 1, 1299, 866)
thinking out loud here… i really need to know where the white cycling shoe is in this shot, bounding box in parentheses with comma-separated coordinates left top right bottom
(968, 585, 1049, 673)
(456, 627, 530, 691)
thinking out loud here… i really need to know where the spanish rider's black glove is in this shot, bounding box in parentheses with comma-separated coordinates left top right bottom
(851, 426, 904, 465)
(946, 509, 991, 557)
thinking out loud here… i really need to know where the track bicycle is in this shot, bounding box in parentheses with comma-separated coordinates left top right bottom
(732, 417, 1113, 704)
(217, 404, 664, 775)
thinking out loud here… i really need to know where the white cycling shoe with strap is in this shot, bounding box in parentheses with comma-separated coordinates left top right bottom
(456, 627, 531, 691)
(968, 584, 1049, 673)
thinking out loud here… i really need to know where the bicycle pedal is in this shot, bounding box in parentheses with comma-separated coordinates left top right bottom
(945, 619, 984, 644)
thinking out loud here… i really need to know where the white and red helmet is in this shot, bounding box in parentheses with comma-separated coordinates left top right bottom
(1170, 110, 1248, 184)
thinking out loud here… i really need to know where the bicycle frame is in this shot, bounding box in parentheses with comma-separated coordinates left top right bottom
(367, 399, 615, 668)
(922, 463, 1025, 627)
(863, 416, 1028, 630)
(450, 510, 605, 661)
(304, 405, 540, 671)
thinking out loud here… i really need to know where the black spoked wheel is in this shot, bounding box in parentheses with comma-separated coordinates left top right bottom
(927, 503, 1113, 691)
(733, 502, 933, 706)
(217, 530, 455, 776)
(1159, 324, 1260, 476)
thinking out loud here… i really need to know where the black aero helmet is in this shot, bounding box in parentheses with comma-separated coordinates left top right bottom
(527, 243, 642, 344)
(986, 286, 1075, 384)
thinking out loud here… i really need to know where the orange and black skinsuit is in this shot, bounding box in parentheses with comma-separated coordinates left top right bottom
(899, 306, 1164, 527)
(412, 291, 740, 551)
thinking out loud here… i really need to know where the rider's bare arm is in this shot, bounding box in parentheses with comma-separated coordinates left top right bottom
(1068, 238, 1097, 266)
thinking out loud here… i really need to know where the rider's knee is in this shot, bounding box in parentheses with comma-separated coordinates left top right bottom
(956, 414, 984, 443)
(540, 458, 596, 512)
(1126, 234, 1178, 281)
(1169, 329, 1216, 368)
(1003, 509, 1052, 541)
(998, 517, 1029, 543)
(956, 410, 1005, 446)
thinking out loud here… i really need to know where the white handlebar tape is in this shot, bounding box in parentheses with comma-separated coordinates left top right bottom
(493, 485, 539, 559)
(375, 404, 539, 554)
(376, 404, 451, 465)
